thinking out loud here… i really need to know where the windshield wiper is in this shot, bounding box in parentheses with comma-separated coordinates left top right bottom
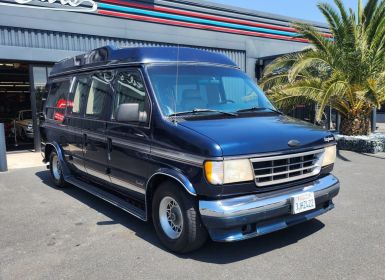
(236, 107, 283, 114)
(170, 108, 238, 117)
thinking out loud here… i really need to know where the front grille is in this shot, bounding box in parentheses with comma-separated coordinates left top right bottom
(251, 149, 324, 187)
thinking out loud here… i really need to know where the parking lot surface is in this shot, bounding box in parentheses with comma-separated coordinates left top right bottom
(0, 150, 384, 280)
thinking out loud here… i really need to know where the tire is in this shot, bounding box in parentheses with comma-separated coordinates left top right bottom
(152, 181, 208, 253)
(20, 129, 27, 141)
(49, 150, 66, 188)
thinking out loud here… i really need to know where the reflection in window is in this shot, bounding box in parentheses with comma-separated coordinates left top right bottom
(67, 77, 89, 115)
(86, 73, 111, 117)
(45, 80, 70, 122)
(33, 67, 48, 114)
(222, 76, 258, 104)
(147, 65, 273, 116)
(113, 71, 146, 117)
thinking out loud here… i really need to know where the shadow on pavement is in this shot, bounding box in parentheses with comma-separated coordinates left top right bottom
(35, 170, 325, 264)
(336, 149, 351, 162)
(359, 152, 385, 160)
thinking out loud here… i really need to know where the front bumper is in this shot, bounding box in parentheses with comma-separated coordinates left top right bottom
(199, 174, 339, 242)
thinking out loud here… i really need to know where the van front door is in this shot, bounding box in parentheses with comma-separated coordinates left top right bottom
(106, 69, 151, 198)
(82, 71, 113, 182)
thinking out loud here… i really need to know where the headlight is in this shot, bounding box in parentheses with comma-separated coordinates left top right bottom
(204, 159, 254, 185)
(322, 145, 336, 167)
(27, 124, 33, 130)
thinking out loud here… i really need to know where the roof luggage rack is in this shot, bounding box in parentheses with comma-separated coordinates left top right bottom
(50, 45, 118, 76)
(50, 45, 239, 77)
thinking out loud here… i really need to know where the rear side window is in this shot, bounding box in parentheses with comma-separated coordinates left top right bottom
(67, 76, 89, 116)
(85, 72, 112, 118)
(113, 70, 147, 118)
(45, 79, 71, 122)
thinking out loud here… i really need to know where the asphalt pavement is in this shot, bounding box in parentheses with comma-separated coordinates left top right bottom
(0, 150, 384, 280)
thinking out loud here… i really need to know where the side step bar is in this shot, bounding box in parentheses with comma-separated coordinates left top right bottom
(65, 176, 147, 221)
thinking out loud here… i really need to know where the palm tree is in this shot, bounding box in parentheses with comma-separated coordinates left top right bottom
(260, 0, 385, 135)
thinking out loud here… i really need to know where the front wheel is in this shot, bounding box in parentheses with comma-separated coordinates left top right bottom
(152, 181, 208, 253)
(49, 150, 66, 188)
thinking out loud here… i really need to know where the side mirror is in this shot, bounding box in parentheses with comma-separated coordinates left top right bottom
(115, 103, 147, 123)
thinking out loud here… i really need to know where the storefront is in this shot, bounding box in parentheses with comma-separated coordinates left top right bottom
(0, 0, 329, 151)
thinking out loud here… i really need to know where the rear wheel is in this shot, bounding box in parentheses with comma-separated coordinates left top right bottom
(49, 151, 66, 188)
(152, 181, 208, 253)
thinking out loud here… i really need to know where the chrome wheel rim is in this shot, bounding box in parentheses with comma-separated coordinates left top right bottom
(51, 154, 61, 180)
(159, 196, 183, 239)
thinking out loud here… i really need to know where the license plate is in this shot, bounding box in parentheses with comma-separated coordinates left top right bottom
(291, 192, 315, 214)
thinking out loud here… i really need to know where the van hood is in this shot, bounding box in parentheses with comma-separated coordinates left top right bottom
(179, 115, 333, 156)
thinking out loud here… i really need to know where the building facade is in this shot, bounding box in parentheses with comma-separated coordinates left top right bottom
(0, 0, 332, 150)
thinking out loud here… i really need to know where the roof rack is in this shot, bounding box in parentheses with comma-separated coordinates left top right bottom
(50, 45, 238, 76)
(50, 45, 118, 76)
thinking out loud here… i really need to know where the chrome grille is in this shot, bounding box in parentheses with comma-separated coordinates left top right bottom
(251, 149, 324, 187)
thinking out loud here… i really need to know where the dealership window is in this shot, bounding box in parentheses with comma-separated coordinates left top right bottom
(85, 72, 112, 118)
(112, 70, 147, 118)
(32, 66, 51, 115)
(45, 79, 71, 122)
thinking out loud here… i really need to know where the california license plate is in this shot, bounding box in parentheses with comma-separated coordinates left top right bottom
(291, 192, 316, 214)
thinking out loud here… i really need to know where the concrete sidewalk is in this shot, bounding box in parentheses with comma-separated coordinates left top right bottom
(5, 152, 45, 170)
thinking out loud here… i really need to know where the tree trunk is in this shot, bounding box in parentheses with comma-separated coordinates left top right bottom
(340, 113, 371, 136)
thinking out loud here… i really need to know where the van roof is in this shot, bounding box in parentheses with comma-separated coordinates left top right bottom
(50, 45, 238, 77)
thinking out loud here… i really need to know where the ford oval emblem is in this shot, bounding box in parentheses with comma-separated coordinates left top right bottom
(288, 139, 301, 147)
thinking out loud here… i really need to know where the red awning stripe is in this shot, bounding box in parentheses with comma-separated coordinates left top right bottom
(97, 9, 309, 43)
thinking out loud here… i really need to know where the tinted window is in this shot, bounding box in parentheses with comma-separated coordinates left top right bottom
(147, 65, 274, 116)
(67, 76, 89, 116)
(113, 70, 147, 119)
(45, 79, 71, 122)
(85, 72, 112, 118)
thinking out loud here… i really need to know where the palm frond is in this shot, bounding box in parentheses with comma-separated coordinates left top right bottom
(261, 0, 385, 135)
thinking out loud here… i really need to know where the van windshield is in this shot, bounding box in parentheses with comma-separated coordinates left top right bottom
(146, 65, 276, 117)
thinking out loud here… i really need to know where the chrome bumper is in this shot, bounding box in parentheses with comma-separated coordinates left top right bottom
(199, 174, 340, 242)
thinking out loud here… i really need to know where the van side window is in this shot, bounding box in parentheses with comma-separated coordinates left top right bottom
(45, 79, 71, 122)
(85, 72, 112, 118)
(113, 70, 147, 119)
(67, 77, 89, 116)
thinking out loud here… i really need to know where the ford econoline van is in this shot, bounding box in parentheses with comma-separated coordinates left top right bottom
(40, 46, 339, 253)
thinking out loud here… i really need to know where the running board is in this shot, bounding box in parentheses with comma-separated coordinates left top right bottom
(65, 177, 147, 221)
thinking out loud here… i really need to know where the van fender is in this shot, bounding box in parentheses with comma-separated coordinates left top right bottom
(146, 168, 197, 196)
(45, 142, 72, 178)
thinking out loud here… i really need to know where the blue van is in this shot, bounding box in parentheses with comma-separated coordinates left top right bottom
(40, 46, 339, 253)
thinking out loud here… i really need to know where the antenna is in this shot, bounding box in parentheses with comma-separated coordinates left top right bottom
(173, 44, 180, 125)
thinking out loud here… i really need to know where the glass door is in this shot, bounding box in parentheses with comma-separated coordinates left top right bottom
(29, 65, 52, 151)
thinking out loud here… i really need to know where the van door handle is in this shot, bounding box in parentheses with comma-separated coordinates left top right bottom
(134, 133, 145, 138)
(83, 133, 88, 147)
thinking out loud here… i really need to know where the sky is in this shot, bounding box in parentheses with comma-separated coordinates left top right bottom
(208, 0, 361, 24)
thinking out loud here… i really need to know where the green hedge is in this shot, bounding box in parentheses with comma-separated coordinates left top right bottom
(335, 134, 385, 154)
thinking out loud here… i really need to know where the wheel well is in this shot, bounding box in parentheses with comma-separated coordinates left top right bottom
(146, 174, 191, 218)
